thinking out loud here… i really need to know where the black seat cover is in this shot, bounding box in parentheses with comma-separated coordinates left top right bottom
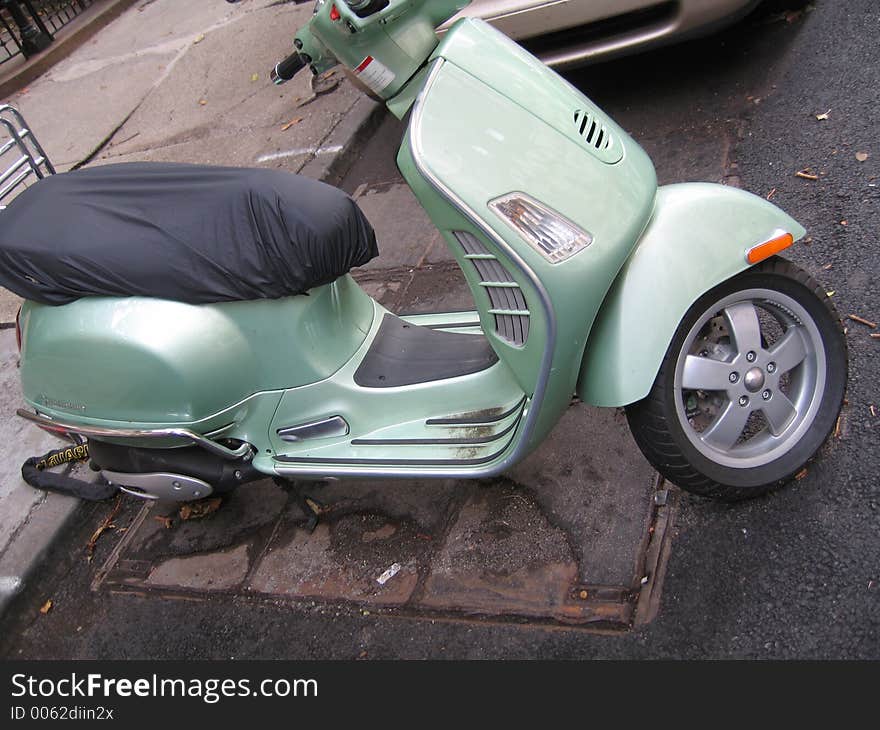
(0, 162, 378, 305)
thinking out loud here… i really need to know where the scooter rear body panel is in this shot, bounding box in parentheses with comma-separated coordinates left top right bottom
(18, 274, 374, 427)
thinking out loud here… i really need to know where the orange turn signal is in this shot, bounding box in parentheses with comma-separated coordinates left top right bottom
(746, 232, 794, 264)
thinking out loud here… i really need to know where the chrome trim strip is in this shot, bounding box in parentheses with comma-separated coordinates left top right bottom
(426, 396, 526, 426)
(277, 415, 350, 443)
(351, 417, 518, 446)
(274, 432, 516, 467)
(16, 409, 252, 461)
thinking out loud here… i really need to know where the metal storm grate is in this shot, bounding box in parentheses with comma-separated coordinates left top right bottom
(454, 231, 529, 346)
(572, 108, 622, 163)
(0, 104, 55, 207)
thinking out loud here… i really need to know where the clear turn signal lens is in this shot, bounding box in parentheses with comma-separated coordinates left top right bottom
(489, 193, 593, 263)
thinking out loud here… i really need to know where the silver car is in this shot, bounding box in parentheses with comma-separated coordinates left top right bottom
(448, 0, 761, 68)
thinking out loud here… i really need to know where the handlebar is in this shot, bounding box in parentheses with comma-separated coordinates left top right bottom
(270, 51, 309, 85)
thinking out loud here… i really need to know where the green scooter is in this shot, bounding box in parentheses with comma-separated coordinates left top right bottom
(9, 0, 846, 503)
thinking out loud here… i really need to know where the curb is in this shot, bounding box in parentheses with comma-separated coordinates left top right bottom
(0, 490, 80, 618)
(0, 0, 141, 102)
(301, 94, 387, 185)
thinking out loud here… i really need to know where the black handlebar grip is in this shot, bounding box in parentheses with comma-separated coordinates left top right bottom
(271, 52, 307, 85)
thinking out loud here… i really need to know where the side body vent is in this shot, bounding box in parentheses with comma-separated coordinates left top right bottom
(454, 231, 529, 346)
(572, 108, 621, 164)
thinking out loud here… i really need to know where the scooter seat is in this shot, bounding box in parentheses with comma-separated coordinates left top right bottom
(0, 162, 378, 305)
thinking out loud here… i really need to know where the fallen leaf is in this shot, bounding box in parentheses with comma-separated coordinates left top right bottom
(179, 497, 223, 521)
(154, 516, 174, 529)
(794, 468, 809, 480)
(281, 117, 303, 131)
(848, 314, 878, 328)
(766, 187, 777, 200)
(822, 263, 833, 270)
(871, 333, 880, 340)
(856, 151, 869, 162)
(251, 73, 259, 82)
(194, 33, 205, 44)
(199, 99, 208, 106)
(839, 220, 848, 226)
(795, 169, 818, 181)
(815, 109, 831, 121)
(826, 291, 835, 297)
(86, 496, 123, 563)
(304, 496, 325, 515)
(39, 599, 53, 615)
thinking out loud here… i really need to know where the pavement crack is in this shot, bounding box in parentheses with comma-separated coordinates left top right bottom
(0, 491, 49, 560)
(70, 101, 144, 171)
(406, 484, 472, 607)
(299, 94, 360, 171)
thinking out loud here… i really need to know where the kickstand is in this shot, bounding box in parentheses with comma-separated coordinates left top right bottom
(273, 478, 324, 533)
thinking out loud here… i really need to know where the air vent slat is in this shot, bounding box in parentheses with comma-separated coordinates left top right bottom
(572, 108, 620, 163)
(453, 231, 530, 347)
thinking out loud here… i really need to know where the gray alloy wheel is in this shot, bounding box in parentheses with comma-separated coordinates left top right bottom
(626, 257, 847, 501)
(672, 287, 825, 469)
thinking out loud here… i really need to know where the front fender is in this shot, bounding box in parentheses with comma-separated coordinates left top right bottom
(577, 183, 806, 407)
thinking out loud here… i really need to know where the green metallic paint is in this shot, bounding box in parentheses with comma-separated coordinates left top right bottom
(386, 65, 429, 119)
(297, 0, 468, 99)
(20, 275, 374, 425)
(400, 27, 657, 451)
(577, 183, 807, 407)
(268, 300, 526, 467)
(432, 20, 626, 164)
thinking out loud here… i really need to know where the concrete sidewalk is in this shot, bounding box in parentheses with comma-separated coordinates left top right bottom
(0, 0, 382, 616)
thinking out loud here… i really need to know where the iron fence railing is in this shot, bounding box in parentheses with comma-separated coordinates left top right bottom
(1, 0, 96, 66)
(0, 104, 55, 207)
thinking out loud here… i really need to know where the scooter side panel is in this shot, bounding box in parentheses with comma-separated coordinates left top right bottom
(399, 55, 657, 451)
(19, 275, 374, 425)
(577, 182, 807, 407)
(264, 299, 528, 473)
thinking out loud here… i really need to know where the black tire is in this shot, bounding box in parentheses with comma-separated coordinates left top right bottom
(625, 257, 847, 501)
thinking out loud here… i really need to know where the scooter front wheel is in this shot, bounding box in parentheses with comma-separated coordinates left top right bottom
(625, 257, 847, 501)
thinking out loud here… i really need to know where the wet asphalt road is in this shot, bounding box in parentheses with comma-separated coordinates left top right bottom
(0, 0, 877, 659)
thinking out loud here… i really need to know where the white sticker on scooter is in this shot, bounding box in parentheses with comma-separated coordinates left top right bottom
(355, 56, 395, 94)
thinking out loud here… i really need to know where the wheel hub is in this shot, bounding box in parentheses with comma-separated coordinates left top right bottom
(743, 366, 765, 393)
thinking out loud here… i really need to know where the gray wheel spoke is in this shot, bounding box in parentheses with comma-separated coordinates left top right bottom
(768, 327, 808, 375)
(701, 401, 751, 451)
(682, 355, 733, 391)
(723, 302, 762, 355)
(761, 391, 798, 436)
(673, 282, 829, 471)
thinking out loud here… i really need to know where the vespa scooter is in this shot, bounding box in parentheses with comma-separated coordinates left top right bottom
(4, 0, 846, 504)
